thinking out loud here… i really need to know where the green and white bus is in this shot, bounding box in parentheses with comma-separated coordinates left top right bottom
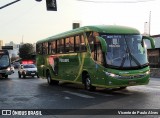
(36, 25, 155, 90)
(0, 50, 13, 78)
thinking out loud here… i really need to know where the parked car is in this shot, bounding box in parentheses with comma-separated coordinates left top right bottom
(18, 64, 39, 78)
(12, 62, 20, 68)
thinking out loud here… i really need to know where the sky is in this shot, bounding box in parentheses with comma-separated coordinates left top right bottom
(0, 0, 160, 44)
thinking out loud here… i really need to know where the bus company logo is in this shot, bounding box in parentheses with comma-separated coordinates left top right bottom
(59, 58, 69, 63)
(2, 110, 11, 115)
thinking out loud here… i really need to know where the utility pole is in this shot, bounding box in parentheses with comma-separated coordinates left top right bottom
(22, 35, 24, 44)
(0, 0, 21, 9)
(149, 11, 151, 36)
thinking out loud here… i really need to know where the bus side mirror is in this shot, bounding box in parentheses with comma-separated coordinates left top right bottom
(96, 36, 107, 53)
(142, 36, 155, 49)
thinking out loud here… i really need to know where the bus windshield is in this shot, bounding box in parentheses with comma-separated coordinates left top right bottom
(0, 55, 10, 68)
(100, 34, 148, 69)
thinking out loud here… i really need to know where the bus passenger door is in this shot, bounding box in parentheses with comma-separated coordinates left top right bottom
(92, 36, 106, 85)
(58, 53, 79, 81)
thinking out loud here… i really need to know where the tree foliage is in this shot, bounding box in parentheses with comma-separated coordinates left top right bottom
(19, 43, 34, 59)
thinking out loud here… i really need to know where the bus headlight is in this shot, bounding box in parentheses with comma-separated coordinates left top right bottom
(145, 71, 150, 75)
(105, 72, 121, 78)
(105, 71, 149, 79)
(7, 67, 11, 71)
(40, 65, 44, 68)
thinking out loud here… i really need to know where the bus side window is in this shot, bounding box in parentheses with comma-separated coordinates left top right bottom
(65, 37, 74, 53)
(48, 42, 51, 54)
(43, 42, 48, 55)
(57, 39, 64, 53)
(88, 32, 104, 65)
(88, 32, 94, 52)
(94, 38, 104, 65)
(51, 41, 56, 54)
(75, 35, 80, 52)
(65, 38, 70, 53)
(80, 35, 86, 51)
(36, 43, 42, 54)
(69, 37, 74, 52)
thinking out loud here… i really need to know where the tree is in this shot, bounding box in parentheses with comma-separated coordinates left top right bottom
(19, 43, 34, 60)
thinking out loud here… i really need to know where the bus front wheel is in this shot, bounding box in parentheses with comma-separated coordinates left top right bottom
(84, 76, 95, 91)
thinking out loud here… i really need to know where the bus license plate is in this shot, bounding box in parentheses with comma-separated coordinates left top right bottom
(129, 81, 136, 85)
(31, 73, 35, 75)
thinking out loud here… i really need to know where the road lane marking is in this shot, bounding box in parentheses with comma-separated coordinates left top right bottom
(64, 96, 71, 100)
(113, 91, 133, 95)
(63, 91, 95, 98)
(79, 90, 113, 97)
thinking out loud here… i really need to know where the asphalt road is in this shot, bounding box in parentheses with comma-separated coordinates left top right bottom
(0, 69, 160, 118)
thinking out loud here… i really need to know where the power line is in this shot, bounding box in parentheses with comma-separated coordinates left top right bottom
(77, 0, 157, 3)
(0, 0, 21, 9)
(0, 3, 38, 31)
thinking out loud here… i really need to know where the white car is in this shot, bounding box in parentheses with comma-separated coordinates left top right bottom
(10, 65, 15, 73)
(18, 64, 39, 78)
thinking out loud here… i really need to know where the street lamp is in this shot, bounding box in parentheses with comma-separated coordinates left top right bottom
(35, 0, 42, 2)
(35, 0, 57, 11)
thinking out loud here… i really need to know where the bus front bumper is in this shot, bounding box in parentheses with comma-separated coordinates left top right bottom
(105, 71, 150, 87)
(0, 68, 13, 76)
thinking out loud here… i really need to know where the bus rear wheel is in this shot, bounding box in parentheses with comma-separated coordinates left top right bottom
(37, 74, 39, 78)
(84, 76, 95, 91)
(4, 75, 8, 78)
(47, 72, 59, 85)
(18, 72, 21, 78)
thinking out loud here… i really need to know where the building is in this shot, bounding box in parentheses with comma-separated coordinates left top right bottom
(147, 34, 160, 68)
(5, 41, 20, 58)
(0, 40, 3, 49)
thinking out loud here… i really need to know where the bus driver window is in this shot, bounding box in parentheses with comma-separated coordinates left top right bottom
(88, 32, 104, 65)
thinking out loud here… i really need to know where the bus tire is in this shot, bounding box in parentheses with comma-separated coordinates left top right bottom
(18, 72, 21, 78)
(5, 75, 8, 78)
(47, 72, 59, 85)
(37, 74, 39, 78)
(119, 86, 127, 90)
(23, 75, 26, 78)
(84, 76, 95, 91)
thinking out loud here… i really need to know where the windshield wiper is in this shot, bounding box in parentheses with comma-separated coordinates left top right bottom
(120, 39, 141, 69)
(120, 45, 130, 68)
(120, 51, 127, 68)
(127, 44, 141, 68)
(131, 52, 141, 64)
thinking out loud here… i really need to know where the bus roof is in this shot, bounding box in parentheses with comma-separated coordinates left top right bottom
(36, 25, 140, 43)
